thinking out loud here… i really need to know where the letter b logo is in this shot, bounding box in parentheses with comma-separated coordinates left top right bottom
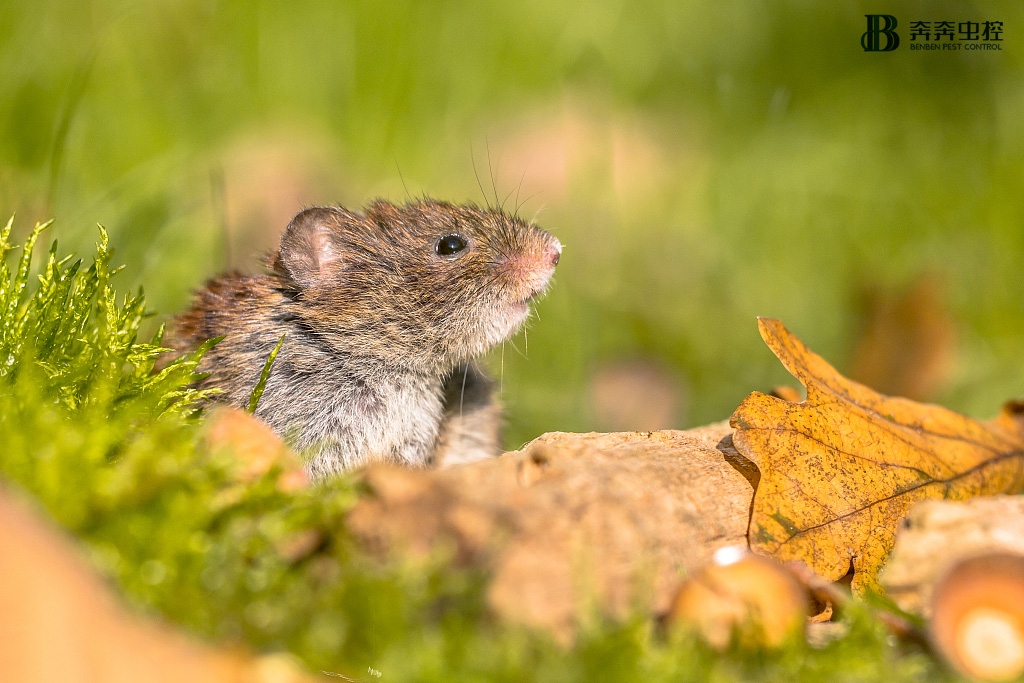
(862, 15, 900, 51)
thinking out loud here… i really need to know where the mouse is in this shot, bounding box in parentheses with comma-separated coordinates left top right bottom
(167, 198, 561, 479)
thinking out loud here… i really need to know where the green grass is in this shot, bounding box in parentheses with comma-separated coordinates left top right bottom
(0, 218, 969, 682)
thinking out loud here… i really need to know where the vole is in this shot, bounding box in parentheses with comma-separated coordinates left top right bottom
(168, 198, 561, 479)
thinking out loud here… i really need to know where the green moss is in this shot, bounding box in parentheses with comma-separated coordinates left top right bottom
(0, 219, 964, 681)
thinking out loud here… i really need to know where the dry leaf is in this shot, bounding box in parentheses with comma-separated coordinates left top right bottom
(590, 358, 686, 432)
(348, 425, 753, 639)
(730, 318, 1024, 592)
(204, 406, 308, 493)
(850, 273, 955, 402)
(0, 487, 319, 683)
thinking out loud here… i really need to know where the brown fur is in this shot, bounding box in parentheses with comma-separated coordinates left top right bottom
(168, 198, 560, 478)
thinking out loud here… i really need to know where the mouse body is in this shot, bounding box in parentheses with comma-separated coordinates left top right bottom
(169, 198, 560, 478)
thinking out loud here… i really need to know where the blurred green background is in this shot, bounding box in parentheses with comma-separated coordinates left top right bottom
(2, 0, 1022, 448)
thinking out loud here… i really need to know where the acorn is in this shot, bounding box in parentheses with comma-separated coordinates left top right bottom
(930, 552, 1024, 682)
(666, 546, 809, 650)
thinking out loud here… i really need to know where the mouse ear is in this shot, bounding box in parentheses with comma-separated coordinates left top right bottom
(279, 208, 341, 289)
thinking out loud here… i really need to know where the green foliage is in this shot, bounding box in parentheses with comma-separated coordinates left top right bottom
(0, 217, 213, 416)
(249, 333, 285, 413)
(0, 219, 964, 681)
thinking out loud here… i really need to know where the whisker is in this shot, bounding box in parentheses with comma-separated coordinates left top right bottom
(395, 157, 412, 202)
(507, 337, 527, 359)
(471, 144, 490, 208)
(514, 168, 528, 215)
(460, 363, 469, 416)
(502, 185, 517, 212)
(530, 202, 548, 225)
(486, 140, 501, 208)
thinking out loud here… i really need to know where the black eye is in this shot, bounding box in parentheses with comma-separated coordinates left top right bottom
(435, 234, 468, 257)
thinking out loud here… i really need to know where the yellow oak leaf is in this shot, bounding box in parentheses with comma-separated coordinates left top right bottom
(730, 318, 1024, 593)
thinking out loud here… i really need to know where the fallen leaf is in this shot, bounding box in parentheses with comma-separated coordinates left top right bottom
(347, 424, 753, 639)
(0, 487, 319, 682)
(769, 386, 803, 403)
(204, 406, 308, 493)
(590, 358, 687, 432)
(850, 273, 955, 402)
(730, 318, 1024, 592)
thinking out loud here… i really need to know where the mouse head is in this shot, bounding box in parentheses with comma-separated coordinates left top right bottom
(274, 198, 561, 370)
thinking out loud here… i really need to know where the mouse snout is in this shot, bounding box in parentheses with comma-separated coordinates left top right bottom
(499, 242, 558, 302)
(546, 239, 562, 267)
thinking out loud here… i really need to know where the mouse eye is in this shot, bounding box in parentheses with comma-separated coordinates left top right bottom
(435, 234, 468, 257)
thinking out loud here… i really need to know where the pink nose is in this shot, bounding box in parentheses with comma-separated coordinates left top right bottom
(547, 240, 562, 267)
